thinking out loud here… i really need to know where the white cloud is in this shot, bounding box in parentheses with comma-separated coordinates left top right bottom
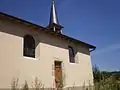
(92, 43, 120, 55)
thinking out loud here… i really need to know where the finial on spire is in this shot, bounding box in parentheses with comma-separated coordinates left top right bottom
(48, 0, 63, 34)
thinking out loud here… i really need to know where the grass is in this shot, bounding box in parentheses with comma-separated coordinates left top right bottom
(10, 77, 120, 90)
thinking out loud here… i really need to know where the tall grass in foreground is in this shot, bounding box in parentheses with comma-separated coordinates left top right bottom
(11, 77, 45, 90)
(11, 77, 120, 90)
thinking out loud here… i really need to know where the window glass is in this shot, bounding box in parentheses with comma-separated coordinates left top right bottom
(24, 35, 35, 58)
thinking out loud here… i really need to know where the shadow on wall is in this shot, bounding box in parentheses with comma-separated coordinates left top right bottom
(0, 16, 90, 56)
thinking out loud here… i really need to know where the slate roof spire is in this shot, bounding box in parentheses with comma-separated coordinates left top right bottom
(48, 0, 63, 33)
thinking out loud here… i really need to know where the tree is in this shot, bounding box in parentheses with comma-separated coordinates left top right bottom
(93, 65, 102, 83)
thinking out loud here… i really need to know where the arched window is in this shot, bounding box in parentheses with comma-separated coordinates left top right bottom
(24, 35, 35, 58)
(68, 46, 75, 63)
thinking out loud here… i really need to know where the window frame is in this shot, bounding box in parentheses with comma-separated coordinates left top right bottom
(23, 35, 35, 58)
(68, 45, 75, 63)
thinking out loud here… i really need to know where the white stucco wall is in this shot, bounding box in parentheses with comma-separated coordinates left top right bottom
(0, 18, 93, 89)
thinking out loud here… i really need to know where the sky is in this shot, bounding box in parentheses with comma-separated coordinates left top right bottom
(0, 0, 120, 71)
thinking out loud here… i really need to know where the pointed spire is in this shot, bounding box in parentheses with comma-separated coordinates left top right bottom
(49, 0, 59, 25)
(48, 0, 63, 33)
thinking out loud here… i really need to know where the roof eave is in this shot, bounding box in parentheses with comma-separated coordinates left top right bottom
(0, 12, 96, 50)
